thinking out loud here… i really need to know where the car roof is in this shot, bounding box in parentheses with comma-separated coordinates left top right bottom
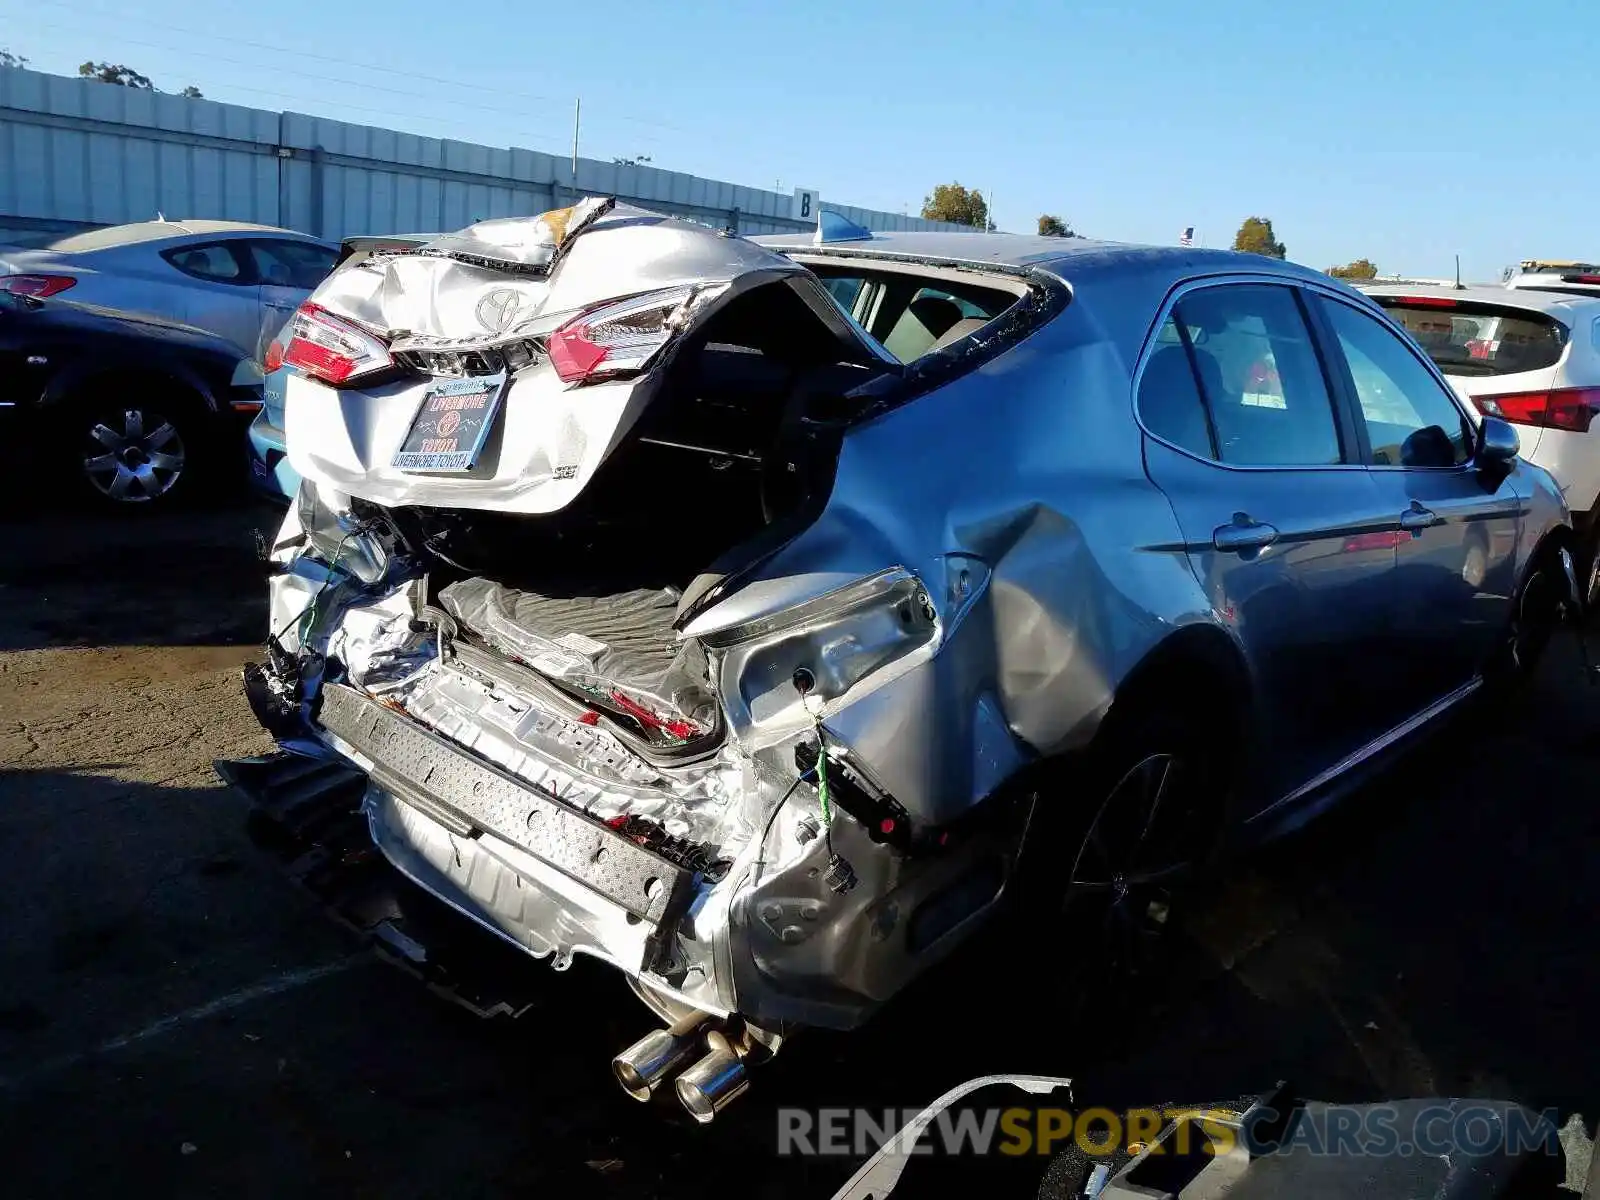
(1362, 282, 1600, 315)
(753, 228, 1325, 281)
(44, 220, 328, 253)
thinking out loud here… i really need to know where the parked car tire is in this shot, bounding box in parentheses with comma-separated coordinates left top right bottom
(1022, 686, 1236, 1016)
(1485, 545, 1567, 694)
(1577, 523, 1600, 619)
(58, 386, 211, 510)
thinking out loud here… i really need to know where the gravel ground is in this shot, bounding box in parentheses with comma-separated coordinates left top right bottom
(1, 501, 1596, 1198)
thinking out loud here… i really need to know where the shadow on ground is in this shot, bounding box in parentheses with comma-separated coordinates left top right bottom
(0, 505, 275, 651)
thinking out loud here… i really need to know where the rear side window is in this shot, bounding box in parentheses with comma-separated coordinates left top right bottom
(1380, 300, 1567, 376)
(1152, 284, 1345, 466)
(1138, 322, 1214, 458)
(822, 275, 867, 315)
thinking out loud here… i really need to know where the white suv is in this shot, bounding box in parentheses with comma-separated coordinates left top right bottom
(1504, 264, 1600, 300)
(1365, 284, 1600, 589)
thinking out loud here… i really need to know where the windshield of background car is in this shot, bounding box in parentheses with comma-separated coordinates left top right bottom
(1378, 299, 1568, 377)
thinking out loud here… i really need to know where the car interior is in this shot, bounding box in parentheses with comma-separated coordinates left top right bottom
(809, 266, 1017, 363)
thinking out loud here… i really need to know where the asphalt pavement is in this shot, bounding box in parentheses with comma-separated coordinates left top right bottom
(1, 500, 1596, 1198)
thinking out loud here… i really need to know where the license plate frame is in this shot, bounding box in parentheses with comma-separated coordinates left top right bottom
(392, 373, 506, 473)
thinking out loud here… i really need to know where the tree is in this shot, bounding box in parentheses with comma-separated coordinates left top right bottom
(1037, 214, 1074, 237)
(612, 154, 652, 167)
(922, 183, 992, 230)
(1, 48, 29, 68)
(1232, 216, 1286, 259)
(79, 61, 155, 88)
(76, 61, 202, 96)
(1326, 258, 1378, 281)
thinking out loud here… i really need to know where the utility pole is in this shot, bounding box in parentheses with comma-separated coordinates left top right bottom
(571, 98, 581, 191)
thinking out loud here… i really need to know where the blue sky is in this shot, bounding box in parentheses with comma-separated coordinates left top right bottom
(2, 0, 1593, 279)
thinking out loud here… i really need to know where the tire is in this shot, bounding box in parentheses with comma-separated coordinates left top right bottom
(1021, 690, 1235, 1018)
(1577, 522, 1600, 619)
(1484, 548, 1566, 695)
(59, 388, 211, 510)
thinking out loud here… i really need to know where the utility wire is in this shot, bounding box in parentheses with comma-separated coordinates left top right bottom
(11, 0, 690, 134)
(11, 18, 581, 146)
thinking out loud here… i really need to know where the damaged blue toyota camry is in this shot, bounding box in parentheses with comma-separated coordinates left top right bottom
(233, 199, 1577, 1122)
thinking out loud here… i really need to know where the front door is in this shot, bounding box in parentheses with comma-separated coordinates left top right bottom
(1312, 294, 1525, 710)
(1138, 280, 1402, 809)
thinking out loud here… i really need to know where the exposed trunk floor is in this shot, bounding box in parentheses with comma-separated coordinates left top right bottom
(437, 577, 713, 731)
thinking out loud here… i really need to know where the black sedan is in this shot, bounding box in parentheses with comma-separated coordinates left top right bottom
(0, 290, 261, 507)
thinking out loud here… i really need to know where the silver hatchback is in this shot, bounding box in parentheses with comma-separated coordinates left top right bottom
(246, 201, 1572, 1121)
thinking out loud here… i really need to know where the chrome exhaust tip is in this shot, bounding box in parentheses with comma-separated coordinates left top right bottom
(611, 1027, 704, 1102)
(673, 1044, 750, 1124)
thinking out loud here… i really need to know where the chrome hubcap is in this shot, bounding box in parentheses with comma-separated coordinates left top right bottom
(82, 409, 185, 502)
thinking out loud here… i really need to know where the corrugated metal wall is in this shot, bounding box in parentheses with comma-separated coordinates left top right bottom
(0, 67, 966, 243)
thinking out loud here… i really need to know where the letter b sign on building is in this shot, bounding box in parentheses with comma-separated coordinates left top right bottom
(792, 188, 820, 222)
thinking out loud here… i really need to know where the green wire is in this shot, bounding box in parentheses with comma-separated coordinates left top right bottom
(813, 718, 832, 828)
(293, 530, 356, 645)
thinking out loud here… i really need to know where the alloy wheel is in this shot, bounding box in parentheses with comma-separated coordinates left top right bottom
(81, 409, 186, 503)
(1065, 752, 1193, 988)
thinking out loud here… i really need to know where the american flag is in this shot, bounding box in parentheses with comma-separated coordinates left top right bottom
(1179, 227, 1194, 247)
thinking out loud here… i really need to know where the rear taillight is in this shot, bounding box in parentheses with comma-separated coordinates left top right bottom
(282, 302, 392, 385)
(1473, 387, 1600, 434)
(0, 274, 76, 298)
(548, 286, 701, 384)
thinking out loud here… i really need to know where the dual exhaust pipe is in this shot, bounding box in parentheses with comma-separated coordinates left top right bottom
(612, 1015, 752, 1123)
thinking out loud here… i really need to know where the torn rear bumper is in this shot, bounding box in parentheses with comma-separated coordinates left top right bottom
(318, 683, 693, 927)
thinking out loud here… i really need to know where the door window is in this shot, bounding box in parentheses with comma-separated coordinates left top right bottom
(1322, 299, 1474, 467)
(162, 242, 249, 284)
(249, 239, 338, 290)
(1160, 284, 1346, 466)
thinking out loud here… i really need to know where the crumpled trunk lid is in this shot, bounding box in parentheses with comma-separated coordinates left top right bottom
(285, 199, 885, 516)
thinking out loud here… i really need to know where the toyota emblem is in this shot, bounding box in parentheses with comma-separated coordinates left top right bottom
(476, 288, 527, 334)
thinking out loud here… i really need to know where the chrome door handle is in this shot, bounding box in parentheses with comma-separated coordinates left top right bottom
(1399, 503, 1440, 532)
(1213, 513, 1280, 553)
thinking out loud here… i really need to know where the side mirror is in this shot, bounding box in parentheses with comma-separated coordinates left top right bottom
(1477, 416, 1520, 467)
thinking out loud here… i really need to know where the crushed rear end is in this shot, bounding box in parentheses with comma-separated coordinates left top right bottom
(243, 200, 1067, 1118)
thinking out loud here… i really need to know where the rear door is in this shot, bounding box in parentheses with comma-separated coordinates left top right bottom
(158, 240, 263, 354)
(1138, 279, 1401, 808)
(246, 239, 338, 363)
(1312, 293, 1524, 710)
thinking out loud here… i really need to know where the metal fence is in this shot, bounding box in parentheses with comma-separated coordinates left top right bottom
(0, 67, 966, 245)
